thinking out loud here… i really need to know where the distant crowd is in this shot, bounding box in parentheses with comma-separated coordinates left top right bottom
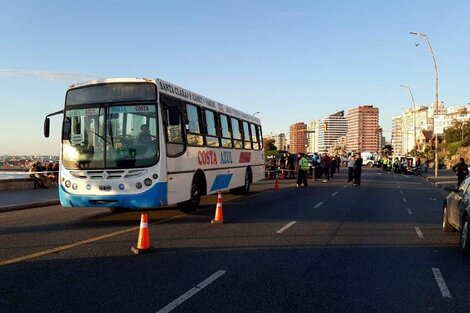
(266, 152, 364, 187)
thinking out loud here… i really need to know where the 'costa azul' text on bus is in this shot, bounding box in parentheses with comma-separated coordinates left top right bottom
(197, 150, 233, 166)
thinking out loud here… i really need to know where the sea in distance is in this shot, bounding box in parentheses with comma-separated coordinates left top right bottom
(0, 171, 30, 180)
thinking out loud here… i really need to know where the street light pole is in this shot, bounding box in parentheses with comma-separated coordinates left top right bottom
(400, 85, 417, 152)
(253, 111, 260, 117)
(410, 31, 439, 178)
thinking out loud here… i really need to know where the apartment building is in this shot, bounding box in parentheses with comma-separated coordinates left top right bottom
(289, 122, 307, 154)
(317, 111, 348, 153)
(347, 105, 379, 153)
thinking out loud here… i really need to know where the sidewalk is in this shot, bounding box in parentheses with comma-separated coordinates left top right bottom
(0, 188, 59, 213)
(423, 169, 459, 189)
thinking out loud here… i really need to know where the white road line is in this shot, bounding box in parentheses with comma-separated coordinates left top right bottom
(157, 270, 226, 313)
(343, 185, 348, 188)
(432, 268, 452, 299)
(415, 227, 424, 238)
(314, 202, 324, 209)
(399, 191, 403, 194)
(331, 192, 338, 197)
(276, 221, 297, 234)
(403, 197, 407, 203)
(407, 208, 413, 215)
(428, 198, 437, 201)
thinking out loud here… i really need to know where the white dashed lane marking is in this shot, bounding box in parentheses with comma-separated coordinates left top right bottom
(276, 221, 297, 234)
(156, 270, 227, 313)
(415, 227, 424, 238)
(432, 268, 452, 299)
(314, 202, 324, 209)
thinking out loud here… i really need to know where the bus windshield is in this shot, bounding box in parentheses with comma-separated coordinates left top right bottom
(62, 103, 159, 170)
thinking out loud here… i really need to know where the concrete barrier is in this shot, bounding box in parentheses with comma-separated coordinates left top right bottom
(0, 178, 38, 191)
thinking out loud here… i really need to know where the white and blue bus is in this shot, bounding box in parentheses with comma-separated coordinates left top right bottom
(44, 78, 264, 212)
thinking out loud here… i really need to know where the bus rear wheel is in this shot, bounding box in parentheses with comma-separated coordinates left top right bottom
(178, 181, 201, 213)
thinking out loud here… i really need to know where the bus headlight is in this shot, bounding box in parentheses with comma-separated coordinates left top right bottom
(153, 174, 158, 180)
(65, 180, 71, 188)
(72, 183, 78, 190)
(136, 182, 142, 189)
(144, 178, 152, 187)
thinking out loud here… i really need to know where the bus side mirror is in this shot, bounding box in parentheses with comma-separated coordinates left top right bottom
(44, 118, 50, 138)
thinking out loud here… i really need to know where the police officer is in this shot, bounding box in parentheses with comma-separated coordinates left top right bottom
(296, 153, 309, 187)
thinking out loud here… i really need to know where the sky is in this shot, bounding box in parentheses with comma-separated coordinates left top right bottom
(1, 0, 470, 155)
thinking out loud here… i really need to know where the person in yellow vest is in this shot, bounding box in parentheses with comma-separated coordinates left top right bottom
(296, 153, 309, 187)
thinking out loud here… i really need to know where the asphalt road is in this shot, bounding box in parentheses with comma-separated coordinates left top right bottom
(1, 168, 468, 313)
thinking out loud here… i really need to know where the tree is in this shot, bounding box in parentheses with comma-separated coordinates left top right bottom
(263, 138, 277, 151)
(444, 119, 470, 148)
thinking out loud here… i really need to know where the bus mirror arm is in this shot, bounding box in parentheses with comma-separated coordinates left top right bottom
(44, 109, 64, 138)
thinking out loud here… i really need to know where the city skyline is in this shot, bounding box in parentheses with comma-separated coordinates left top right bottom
(1, 2, 470, 155)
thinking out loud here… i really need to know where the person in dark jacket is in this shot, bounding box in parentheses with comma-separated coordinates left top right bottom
(353, 153, 363, 186)
(452, 158, 469, 186)
(330, 157, 337, 178)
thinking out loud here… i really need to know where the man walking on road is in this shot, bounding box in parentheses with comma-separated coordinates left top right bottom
(353, 152, 363, 186)
(452, 157, 469, 186)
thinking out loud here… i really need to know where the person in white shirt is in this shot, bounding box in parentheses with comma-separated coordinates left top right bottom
(347, 154, 355, 183)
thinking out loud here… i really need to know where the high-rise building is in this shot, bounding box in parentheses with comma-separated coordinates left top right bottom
(347, 105, 379, 153)
(289, 122, 307, 154)
(317, 111, 347, 153)
(307, 120, 320, 154)
(392, 115, 404, 155)
(274, 133, 287, 151)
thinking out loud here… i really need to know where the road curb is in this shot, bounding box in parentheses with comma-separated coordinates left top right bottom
(0, 200, 60, 213)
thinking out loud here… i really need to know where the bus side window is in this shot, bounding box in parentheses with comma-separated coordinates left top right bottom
(257, 125, 263, 150)
(231, 117, 243, 149)
(204, 109, 220, 147)
(250, 123, 259, 150)
(219, 114, 233, 148)
(185, 103, 204, 146)
(161, 94, 185, 157)
(242, 121, 252, 149)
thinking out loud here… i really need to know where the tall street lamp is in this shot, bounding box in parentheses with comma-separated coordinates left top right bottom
(253, 111, 260, 117)
(410, 31, 439, 178)
(400, 84, 417, 152)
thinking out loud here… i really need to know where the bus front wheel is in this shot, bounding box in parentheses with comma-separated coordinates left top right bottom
(178, 180, 201, 213)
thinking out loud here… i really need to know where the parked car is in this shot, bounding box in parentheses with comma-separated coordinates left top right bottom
(442, 175, 470, 255)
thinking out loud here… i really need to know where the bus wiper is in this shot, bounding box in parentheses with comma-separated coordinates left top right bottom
(91, 130, 112, 145)
(108, 120, 115, 149)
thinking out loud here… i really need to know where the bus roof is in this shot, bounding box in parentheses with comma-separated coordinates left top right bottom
(68, 77, 261, 124)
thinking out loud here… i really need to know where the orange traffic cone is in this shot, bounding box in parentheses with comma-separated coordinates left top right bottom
(274, 176, 280, 190)
(131, 214, 153, 254)
(211, 191, 224, 224)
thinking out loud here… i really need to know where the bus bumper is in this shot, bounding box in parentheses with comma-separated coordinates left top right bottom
(59, 183, 168, 208)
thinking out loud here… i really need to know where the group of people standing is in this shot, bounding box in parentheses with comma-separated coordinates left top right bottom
(346, 153, 363, 186)
(296, 152, 363, 187)
(29, 161, 59, 188)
